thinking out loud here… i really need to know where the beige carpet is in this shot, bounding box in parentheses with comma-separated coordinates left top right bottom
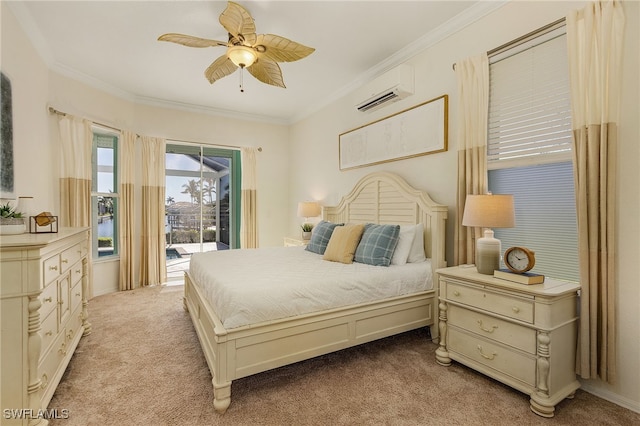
(49, 285, 639, 426)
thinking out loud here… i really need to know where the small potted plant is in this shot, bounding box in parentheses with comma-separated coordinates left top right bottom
(0, 202, 26, 234)
(301, 223, 313, 240)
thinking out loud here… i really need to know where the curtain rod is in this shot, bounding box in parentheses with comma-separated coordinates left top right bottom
(48, 106, 262, 152)
(48, 106, 126, 134)
(452, 17, 566, 71)
(167, 138, 262, 152)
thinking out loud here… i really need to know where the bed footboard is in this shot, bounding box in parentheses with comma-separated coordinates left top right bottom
(184, 270, 436, 413)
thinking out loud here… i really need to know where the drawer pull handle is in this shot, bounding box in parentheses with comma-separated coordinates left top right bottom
(58, 300, 64, 305)
(76, 269, 81, 274)
(67, 329, 74, 340)
(477, 320, 498, 333)
(43, 297, 52, 303)
(453, 290, 461, 297)
(512, 307, 521, 313)
(59, 342, 67, 356)
(76, 292, 81, 297)
(40, 374, 49, 389)
(61, 258, 68, 264)
(45, 330, 53, 337)
(477, 345, 497, 361)
(49, 265, 58, 271)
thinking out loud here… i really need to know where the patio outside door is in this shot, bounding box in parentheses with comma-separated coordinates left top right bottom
(165, 144, 240, 282)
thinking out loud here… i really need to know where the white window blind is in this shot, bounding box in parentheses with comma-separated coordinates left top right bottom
(488, 28, 572, 170)
(487, 21, 579, 282)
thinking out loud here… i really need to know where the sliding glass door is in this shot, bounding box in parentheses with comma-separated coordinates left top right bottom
(165, 144, 240, 281)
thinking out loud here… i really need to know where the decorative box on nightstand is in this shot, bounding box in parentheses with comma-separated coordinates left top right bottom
(434, 266, 580, 418)
(283, 236, 308, 247)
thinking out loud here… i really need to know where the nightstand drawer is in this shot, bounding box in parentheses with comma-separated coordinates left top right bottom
(446, 281, 534, 323)
(448, 305, 536, 354)
(448, 327, 536, 387)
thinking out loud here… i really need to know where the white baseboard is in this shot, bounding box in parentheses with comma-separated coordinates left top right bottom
(580, 381, 640, 414)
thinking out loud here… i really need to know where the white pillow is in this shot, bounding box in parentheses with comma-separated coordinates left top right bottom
(407, 223, 427, 263)
(391, 224, 417, 265)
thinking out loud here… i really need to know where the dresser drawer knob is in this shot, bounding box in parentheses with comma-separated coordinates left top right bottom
(76, 269, 81, 274)
(477, 320, 498, 333)
(477, 345, 497, 361)
(59, 342, 67, 356)
(512, 307, 521, 313)
(67, 329, 74, 340)
(61, 258, 68, 264)
(43, 297, 52, 303)
(49, 265, 58, 271)
(453, 290, 460, 297)
(45, 330, 53, 337)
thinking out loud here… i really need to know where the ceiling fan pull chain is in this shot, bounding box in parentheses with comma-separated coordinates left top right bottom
(239, 67, 245, 93)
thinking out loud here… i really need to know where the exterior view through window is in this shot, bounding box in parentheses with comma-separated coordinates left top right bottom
(165, 144, 240, 281)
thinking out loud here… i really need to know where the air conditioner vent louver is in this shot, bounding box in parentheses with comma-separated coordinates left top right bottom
(354, 64, 414, 113)
(357, 91, 400, 112)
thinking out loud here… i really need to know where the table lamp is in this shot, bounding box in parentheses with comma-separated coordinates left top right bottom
(462, 194, 515, 275)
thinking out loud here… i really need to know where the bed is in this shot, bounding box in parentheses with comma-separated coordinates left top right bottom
(183, 171, 448, 413)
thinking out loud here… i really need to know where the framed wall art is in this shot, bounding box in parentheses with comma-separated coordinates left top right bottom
(339, 94, 448, 171)
(1, 72, 14, 199)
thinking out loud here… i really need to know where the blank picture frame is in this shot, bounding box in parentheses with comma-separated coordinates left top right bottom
(339, 94, 448, 171)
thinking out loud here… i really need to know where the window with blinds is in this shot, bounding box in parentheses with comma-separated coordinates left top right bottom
(487, 22, 579, 282)
(488, 26, 572, 170)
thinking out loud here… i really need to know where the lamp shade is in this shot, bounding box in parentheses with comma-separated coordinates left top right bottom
(462, 194, 515, 229)
(227, 45, 257, 68)
(297, 201, 321, 218)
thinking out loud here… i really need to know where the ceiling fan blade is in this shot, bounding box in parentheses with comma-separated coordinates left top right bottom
(247, 58, 285, 88)
(255, 34, 315, 62)
(204, 55, 238, 84)
(219, 1, 257, 46)
(158, 33, 228, 48)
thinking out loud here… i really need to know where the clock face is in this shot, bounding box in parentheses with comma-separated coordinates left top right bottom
(504, 247, 535, 273)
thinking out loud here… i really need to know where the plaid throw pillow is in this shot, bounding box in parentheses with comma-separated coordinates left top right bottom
(305, 221, 343, 255)
(354, 224, 401, 267)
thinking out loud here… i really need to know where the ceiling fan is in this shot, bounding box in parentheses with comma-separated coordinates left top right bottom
(158, 1, 315, 91)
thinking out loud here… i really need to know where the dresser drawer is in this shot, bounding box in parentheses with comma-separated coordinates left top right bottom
(38, 331, 67, 401)
(70, 280, 83, 314)
(70, 259, 83, 286)
(43, 254, 60, 286)
(39, 281, 58, 319)
(60, 243, 83, 273)
(446, 281, 534, 323)
(57, 274, 71, 325)
(448, 327, 536, 387)
(448, 305, 537, 354)
(39, 309, 58, 358)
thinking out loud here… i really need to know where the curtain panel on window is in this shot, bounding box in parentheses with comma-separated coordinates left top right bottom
(567, 0, 624, 384)
(140, 136, 167, 286)
(58, 115, 94, 304)
(453, 54, 489, 266)
(240, 147, 258, 249)
(119, 130, 137, 291)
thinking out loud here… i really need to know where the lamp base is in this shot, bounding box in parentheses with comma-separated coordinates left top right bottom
(476, 229, 501, 275)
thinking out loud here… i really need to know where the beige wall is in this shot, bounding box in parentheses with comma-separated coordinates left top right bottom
(3, 0, 638, 414)
(288, 0, 639, 414)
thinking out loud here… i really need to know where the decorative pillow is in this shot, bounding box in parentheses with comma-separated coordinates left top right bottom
(354, 223, 401, 267)
(407, 223, 427, 263)
(391, 224, 417, 266)
(323, 224, 365, 264)
(305, 221, 343, 255)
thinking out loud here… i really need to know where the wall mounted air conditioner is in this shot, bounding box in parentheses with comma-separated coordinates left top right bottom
(355, 64, 414, 113)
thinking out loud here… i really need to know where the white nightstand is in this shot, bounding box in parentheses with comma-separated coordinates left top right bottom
(435, 266, 580, 418)
(283, 236, 308, 247)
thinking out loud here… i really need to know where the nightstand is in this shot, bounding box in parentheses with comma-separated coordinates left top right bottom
(283, 236, 308, 247)
(435, 266, 580, 418)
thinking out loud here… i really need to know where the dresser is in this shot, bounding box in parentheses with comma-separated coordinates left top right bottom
(435, 266, 580, 418)
(1, 228, 91, 425)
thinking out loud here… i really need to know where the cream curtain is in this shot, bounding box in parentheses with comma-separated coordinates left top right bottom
(567, 0, 624, 384)
(240, 147, 258, 249)
(119, 131, 137, 291)
(140, 136, 166, 286)
(58, 115, 94, 298)
(453, 54, 490, 266)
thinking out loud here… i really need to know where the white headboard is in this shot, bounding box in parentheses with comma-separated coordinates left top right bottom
(323, 172, 448, 269)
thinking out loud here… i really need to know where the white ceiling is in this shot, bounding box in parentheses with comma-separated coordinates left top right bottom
(7, 1, 503, 124)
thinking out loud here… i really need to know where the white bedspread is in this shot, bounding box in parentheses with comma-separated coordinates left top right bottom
(188, 246, 433, 329)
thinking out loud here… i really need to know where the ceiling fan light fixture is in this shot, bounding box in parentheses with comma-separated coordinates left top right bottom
(227, 45, 257, 68)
